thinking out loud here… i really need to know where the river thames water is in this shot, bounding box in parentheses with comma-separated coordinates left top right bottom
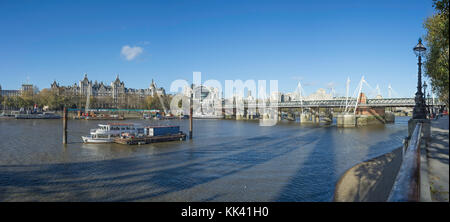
(0, 117, 410, 201)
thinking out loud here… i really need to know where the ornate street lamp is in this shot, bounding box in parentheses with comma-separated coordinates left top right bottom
(423, 81, 428, 101)
(427, 92, 431, 118)
(424, 81, 428, 117)
(412, 38, 427, 119)
(423, 81, 428, 97)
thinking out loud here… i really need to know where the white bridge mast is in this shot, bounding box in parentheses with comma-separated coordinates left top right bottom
(353, 76, 364, 115)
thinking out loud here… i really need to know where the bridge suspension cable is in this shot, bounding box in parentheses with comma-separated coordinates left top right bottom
(388, 84, 392, 98)
(340, 76, 351, 111)
(375, 84, 381, 98)
(295, 81, 307, 112)
(388, 83, 401, 98)
(353, 76, 365, 114)
(361, 79, 379, 99)
(344, 75, 365, 114)
(327, 82, 336, 98)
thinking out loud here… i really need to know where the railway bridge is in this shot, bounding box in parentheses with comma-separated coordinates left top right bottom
(218, 97, 445, 126)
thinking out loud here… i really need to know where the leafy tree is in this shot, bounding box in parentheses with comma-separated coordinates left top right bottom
(2, 97, 10, 110)
(145, 96, 162, 110)
(145, 95, 173, 112)
(35, 89, 60, 110)
(424, 0, 449, 106)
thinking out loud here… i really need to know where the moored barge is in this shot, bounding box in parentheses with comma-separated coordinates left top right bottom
(114, 125, 186, 145)
(114, 133, 186, 145)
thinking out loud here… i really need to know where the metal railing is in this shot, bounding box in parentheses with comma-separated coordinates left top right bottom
(388, 122, 423, 201)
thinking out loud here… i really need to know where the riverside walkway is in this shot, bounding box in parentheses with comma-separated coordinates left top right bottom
(427, 115, 449, 202)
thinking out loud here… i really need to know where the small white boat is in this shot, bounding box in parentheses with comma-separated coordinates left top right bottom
(81, 123, 141, 143)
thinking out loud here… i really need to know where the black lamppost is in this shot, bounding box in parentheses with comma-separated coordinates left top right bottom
(189, 83, 193, 139)
(431, 92, 435, 116)
(428, 92, 432, 117)
(423, 81, 427, 100)
(412, 38, 427, 119)
(424, 81, 428, 117)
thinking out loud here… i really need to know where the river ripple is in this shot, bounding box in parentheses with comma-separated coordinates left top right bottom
(0, 117, 409, 201)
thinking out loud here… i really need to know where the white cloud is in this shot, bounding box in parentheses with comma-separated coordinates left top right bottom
(121, 45, 143, 61)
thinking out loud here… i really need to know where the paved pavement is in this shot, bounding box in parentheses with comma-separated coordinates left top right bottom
(427, 115, 449, 202)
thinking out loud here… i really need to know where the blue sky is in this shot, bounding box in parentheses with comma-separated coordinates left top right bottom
(0, 0, 436, 97)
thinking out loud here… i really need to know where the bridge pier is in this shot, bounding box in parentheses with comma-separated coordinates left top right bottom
(310, 108, 320, 123)
(225, 107, 234, 119)
(286, 109, 295, 121)
(261, 112, 269, 120)
(337, 114, 356, 128)
(299, 109, 320, 124)
(300, 113, 309, 123)
(385, 111, 395, 123)
(322, 108, 333, 124)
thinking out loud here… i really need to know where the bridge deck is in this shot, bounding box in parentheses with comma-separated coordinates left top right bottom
(220, 98, 443, 108)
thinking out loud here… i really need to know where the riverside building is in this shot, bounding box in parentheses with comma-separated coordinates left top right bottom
(51, 73, 166, 98)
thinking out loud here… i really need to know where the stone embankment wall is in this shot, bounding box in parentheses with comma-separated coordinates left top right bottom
(356, 112, 396, 126)
(333, 147, 403, 202)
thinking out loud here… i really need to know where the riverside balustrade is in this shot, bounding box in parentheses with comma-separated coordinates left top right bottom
(388, 122, 423, 201)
